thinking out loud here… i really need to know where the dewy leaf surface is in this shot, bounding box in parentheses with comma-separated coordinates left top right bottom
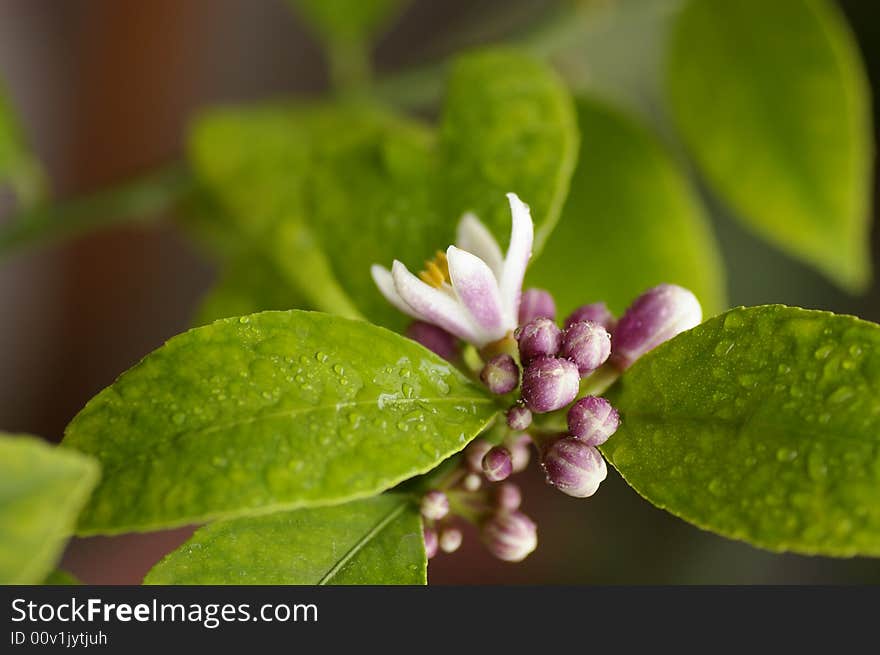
(605, 306, 880, 556)
(667, 0, 874, 291)
(528, 95, 726, 318)
(63, 311, 496, 535)
(0, 434, 99, 584)
(144, 494, 425, 584)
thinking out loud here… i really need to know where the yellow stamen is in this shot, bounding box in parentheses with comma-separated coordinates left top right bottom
(418, 251, 451, 288)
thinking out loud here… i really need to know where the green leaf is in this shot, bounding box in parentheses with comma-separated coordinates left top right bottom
(289, 0, 405, 45)
(528, 95, 726, 318)
(439, 48, 579, 254)
(193, 254, 307, 326)
(667, 0, 874, 292)
(63, 310, 496, 535)
(0, 84, 45, 208)
(604, 305, 880, 557)
(43, 570, 80, 585)
(144, 494, 425, 584)
(0, 434, 99, 584)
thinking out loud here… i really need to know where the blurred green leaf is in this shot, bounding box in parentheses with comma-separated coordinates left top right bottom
(289, 0, 405, 45)
(0, 84, 45, 208)
(193, 254, 307, 326)
(43, 570, 80, 585)
(144, 495, 425, 584)
(63, 311, 496, 535)
(0, 434, 99, 584)
(605, 305, 880, 556)
(440, 48, 579, 254)
(667, 0, 874, 292)
(528, 96, 726, 318)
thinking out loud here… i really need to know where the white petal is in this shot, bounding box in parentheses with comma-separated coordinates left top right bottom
(455, 212, 504, 278)
(391, 260, 483, 344)
(499, 193, 534, 326)
(446, 245, 507, 339)
(371, 264, 418, 318)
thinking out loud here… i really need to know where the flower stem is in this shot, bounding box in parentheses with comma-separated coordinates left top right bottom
(0, 163, 193, 258)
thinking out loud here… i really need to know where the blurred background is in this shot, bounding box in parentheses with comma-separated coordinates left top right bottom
(1, 0, 879, 583)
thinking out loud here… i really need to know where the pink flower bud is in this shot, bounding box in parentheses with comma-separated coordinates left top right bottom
(439, 528, 463, 554)
(506, 405, 532, 431)
(465, 439, 493, 472)
(541, 437, 607, 498)
(612, 284, 702, 370)
(516, 317, 562, 363)
(494, 482, 522, 510)
(481, 510, 538, 562)
(420, 490, 450, 521)
(406, 321, 459, 360)
(567, 396, 620, 446)
(521, 356, 580, 413)
(482, 446, 513, 482)
(480, 354, 520, 395)
(565, 302, 616, 332)
(424, 526, 439, 559)
(518, 288, 557, 325)
(560, 320, 611, 376)
(507, 433, 532, 473)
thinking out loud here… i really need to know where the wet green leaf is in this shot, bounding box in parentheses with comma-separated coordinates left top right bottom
(605, 305, 880, 556)
(0, 434, 99, 584)
(144, 494, 425, 584)
(63, 311, 496, 535)
(668, 0, 873, 292)
(528, 95, 726, 318)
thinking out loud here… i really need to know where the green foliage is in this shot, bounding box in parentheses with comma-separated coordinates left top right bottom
(0, 434, 99, 584)
(289, 0, 405, 45)
(43, 570, 80, 585)
(605, 306, 880, 556)
(63, 311, 496, 535)
(145, 494, 425, 584)
(527, 95, 726, 318)
(0, 85, 45, 208)
(190, 49, 578, 327)
(439, 48, 579, 253)
(668, 0, 874, 292)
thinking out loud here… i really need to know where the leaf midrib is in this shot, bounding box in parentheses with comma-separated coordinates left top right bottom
(316, 499, 409, 585)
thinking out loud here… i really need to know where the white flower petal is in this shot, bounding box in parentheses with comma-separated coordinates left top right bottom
(499, 193, 534, 326)
(455, 212, 504, 278)
(371, 264, 418, 318)
(391, 260, 484, 344)
(446, 245, 507, 339)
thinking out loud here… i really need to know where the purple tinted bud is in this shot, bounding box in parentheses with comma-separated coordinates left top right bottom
(465, 439, 492, 472)
(462, 472, 482, 492)
(406, 321, 459, 360)
(506, 405, 532, 431)
(480, 354, 520, 395)
(541, 437, 607, 498)
(560, 321, 611, 376)
(515, 317, 562, 363)
(482, 446, 513, 482)
(521, 356, 580, 413)
(424, 527, 438, 559)
(420, 490, 450, 520)
(494, 482, 522, 510)
(613, 284, 702, 370)
(567, 396, 620, 446)
(565, 302, 616, 332)
(518, 288, 557, 325)
(439, 528, 463, 554)
(507, 433, 532, 473)
(481, 510, 538, 562)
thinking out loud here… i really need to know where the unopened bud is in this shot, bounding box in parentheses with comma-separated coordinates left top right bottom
(516, 317, 562, 363)
(424, 526, 438, 559)
(481, 510, 538, 562)
(518, 288, 557, 325)
(482, 446, 513, 482)
(406, 321, 459, 361)
(560, 321, 611, 376)
(565, 302, 616, 332)
(420, 490, 450, 520)
(494, 482, 522, 510)
(463, 472, 482, 492)
(480, 354, 520, 395)
(464, 439, 492, 472)
(567, 396, 620, 446)
(612, 284, 702, 370)
(521, 356, 580, 413)
(439, 528, 463, 554)
(541, 437, 607, 498)
(506, 405, 532, 431)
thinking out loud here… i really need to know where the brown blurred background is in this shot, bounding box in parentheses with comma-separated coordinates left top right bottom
(1, 0, 879, 584)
